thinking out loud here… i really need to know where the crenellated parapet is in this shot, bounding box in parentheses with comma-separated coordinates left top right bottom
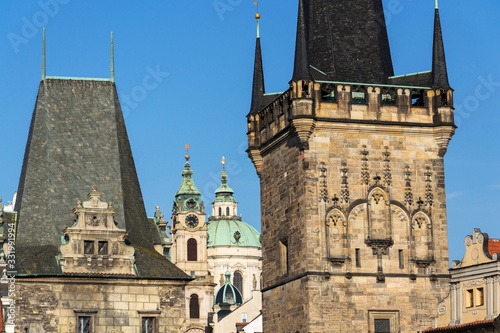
(247, 81, 455, 173)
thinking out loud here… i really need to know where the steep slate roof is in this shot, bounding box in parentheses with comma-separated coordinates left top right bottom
(14, 78, 189, 279)
(299, 0, 394, 84)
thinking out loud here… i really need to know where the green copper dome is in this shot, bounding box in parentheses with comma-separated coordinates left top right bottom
(214, 271, 243, 306)
(208, 219, 261, 248)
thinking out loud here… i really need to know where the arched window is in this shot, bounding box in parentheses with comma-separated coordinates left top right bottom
(218, 207, 222, 216)
(187, 238, 197, 261)
(233, 271, 243, 298)
(189, 294, 200, 319)
(226, 207, 230, 216)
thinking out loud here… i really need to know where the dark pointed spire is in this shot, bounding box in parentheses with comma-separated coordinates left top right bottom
(432, 1, 450, 89)
(250, 14, 265, 114)
(292, 0, 312, 82)
(298, 0, 393, 83)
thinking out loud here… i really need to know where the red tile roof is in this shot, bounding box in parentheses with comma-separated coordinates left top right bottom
(423, 319, 495, 332)
(488, 238, 500, 256)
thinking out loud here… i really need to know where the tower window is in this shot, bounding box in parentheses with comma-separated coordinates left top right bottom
(84, 241, 94, 254)
(77, 316, 92, 333)
(280, 239, 289, 276)
(219, 207, 222, 216)
(398, 250, 404, 269)
(233, 271, 243, 298)
(226, 207, 230, 216)
(142, 317, 157, 333)
(187, 238, 197, 261)
(374, 318, 390, 333)
(355, 248, 361, 267)
(189, 294, 200, 319)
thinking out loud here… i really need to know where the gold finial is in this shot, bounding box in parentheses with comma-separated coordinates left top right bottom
(221, 156, 227, 179)
(253, 2, 260, 19)
(184, 144, 191, 160)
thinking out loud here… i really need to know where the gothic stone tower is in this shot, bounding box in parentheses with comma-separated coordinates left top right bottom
(247, 1, 455, 332)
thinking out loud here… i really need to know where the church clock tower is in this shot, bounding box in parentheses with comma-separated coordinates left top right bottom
(170, 146, 214, 333)
(171, 145, 208, 276)
(247, 1, 455, 332)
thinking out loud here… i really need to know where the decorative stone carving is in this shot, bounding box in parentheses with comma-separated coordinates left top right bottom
(360, 147, 370, 185)
(58, 186, 136, 275)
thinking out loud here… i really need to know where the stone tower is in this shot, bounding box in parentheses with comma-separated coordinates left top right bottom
(170, 150, 214, 332)
(247, 1, 455, 332)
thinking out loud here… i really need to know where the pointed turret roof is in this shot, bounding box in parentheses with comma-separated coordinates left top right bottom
(432, 2, 450, 89)
(14, 78, 189, 279)
(294, 0, 394, 84)
(292, 0, 313, 82)
(250, 15, 266, 114)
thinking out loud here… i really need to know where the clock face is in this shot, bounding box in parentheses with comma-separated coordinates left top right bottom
(185, 214, 199, 228)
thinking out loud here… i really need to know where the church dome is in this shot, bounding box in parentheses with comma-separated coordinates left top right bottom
(207, 219, 261, 248)
(214, 271, 243, 306)
(208, 157, 261, 248)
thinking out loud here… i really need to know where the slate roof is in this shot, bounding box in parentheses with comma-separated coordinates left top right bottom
(14, 78, 189, 280)
(299, 0, 394, 84)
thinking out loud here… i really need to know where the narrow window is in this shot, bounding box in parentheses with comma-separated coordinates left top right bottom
(84, 241, 94, 254)
(398, 250, 404, 269)
(142, 317, 156, 333)
(189, 294, 200, 319)
(218, 207, 222, 216)
(187, 238, 197, 261)
(226, 207, 230, 216)
(98, 241, 108, 255)
(374, 318, 390, 333)
(280, 239, 289, 275)
(77, 316, 92, 333)
(355, 249, 361, 267)
(476, 287, 484, 306)
(466, 289, 474, 308)
(233, 271, 243, 298)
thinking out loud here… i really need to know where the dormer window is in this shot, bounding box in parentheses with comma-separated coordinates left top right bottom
(84, 241, 94, 254)
(58, 187, 136, 275)
(98, 241, 108, 255)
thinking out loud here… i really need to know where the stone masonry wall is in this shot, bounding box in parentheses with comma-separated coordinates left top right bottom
(16, 277, 187, 332)
(259, 119, 452, 332)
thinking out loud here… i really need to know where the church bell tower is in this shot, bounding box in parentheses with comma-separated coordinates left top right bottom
(247, 1, 455, 332)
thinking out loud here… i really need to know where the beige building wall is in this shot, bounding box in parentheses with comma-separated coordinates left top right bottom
(434, 229, 500, 328)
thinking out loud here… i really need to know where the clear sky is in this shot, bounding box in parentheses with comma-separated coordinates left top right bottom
(0, 0, 499, 263)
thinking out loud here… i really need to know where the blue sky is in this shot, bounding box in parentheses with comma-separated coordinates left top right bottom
(0, 0, 499, 263)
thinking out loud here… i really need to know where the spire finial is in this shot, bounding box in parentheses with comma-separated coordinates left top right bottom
(435, 0, 439, 9)
(110, 32, 115, 82)
(253, 1, 260, 38)
(41, 28, 46, 80)
(184, 144, 191, 161)
(221, 156, 227, 182)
